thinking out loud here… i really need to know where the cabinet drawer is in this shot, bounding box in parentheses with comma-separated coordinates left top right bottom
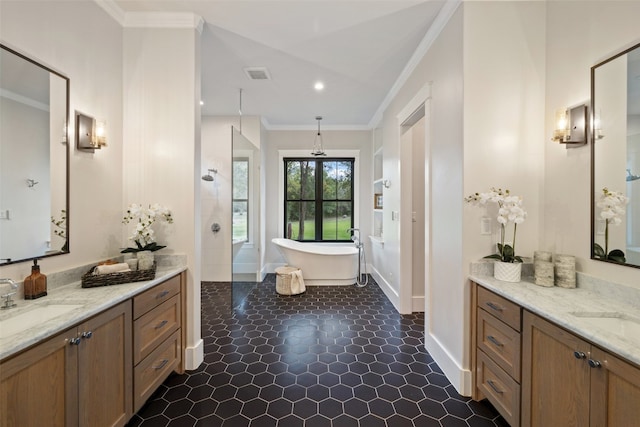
(477, 308, 521, 381)
(478, 286, 521, 331)
(477, 350, 520, 427)
(133, 274, 180, 319)
(134, 330, 181, 412)
(134, 295, 181, 364)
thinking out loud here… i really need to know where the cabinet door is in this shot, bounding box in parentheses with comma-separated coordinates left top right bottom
(589, 347, 640, 426)
(77, 301, 132, 427)
(0, 328, 79, 427)
(522, 311, 591, 427)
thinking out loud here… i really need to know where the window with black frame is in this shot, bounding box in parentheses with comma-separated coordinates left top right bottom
(233, 157, 249, 242)
(284, 158, 354, 242)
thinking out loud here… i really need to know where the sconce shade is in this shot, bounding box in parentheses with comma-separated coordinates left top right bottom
(552, 104, 587, 148)
(76, 112, 107, 152)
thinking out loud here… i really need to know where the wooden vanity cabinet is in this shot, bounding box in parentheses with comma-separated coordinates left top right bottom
(0, 301, 132, 427)
(472, 282, 640, 427)
(522, 310, 640, 427)
(132, 273, 184, 412)
(472, 285, 522, 426)
(0, 271, 186, 427)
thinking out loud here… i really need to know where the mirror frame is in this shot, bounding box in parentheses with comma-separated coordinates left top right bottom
(590, 41, 640, 269)
(0, 43, 70, 265)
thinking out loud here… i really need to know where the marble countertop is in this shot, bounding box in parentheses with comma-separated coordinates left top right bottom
(0, 265, 186, 361)
(470, 273, 640, 367)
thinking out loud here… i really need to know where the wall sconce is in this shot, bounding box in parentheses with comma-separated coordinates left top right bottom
(551, 104, 587, 148)
(76, 112, 107, 152)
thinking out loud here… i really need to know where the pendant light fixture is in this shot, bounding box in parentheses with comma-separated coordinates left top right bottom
(311, 116, 326, 156)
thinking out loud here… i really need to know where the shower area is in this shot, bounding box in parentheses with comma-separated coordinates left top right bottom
(200, 117, 265, 289)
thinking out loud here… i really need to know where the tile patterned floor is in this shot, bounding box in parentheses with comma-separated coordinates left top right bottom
(127, 276, 507, 427)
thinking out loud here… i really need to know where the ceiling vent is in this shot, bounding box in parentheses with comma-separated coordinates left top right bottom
(244, 67, 271, 80)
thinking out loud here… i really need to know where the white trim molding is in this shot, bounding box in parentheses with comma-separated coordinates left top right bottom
(369, 0, 461, 129)
(184, 339, 204, 370)
(124, 12, 205, 31)
(93, 0, 204, 31)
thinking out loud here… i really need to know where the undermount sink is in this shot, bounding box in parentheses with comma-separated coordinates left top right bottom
(0, 303, 84, 339)
(569, 311, 640, 338)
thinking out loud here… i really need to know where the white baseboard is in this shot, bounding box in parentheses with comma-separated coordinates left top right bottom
(424, 332, 472, 396)
(184, 339, 204, 371)
(232, 262, 257, 274)
(370, 265, 400, 311)
(412, 296, 425, 312)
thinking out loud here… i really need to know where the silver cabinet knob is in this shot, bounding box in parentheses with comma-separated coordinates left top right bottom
(573, 351, 586, 359)
(81, 331, 93, 339)
(69, 337, 81, 346)
(588, 359, 602, 368)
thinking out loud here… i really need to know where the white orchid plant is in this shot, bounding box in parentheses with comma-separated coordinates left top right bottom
(122, 203, 173, 253)
(594, 187, 629, 263)
(465, 187, 527, 263)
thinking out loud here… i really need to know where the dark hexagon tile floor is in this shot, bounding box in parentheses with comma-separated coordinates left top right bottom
(127, 275, 508, 427)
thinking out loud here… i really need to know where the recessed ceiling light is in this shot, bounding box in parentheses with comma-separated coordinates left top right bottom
(314, 81, 325, 91)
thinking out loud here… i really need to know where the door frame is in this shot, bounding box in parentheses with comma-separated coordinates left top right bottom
(397, 83, 431, 315)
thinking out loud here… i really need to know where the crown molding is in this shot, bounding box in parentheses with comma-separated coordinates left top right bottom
(368, 0, 461, 129)
(94, 0, 125, 26)
(266, 124, 372, 132)
(124, 12, 205, 31)
(93, 0, 204, 31)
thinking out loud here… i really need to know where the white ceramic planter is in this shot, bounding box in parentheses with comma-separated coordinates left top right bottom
(494, 261, 522, 282)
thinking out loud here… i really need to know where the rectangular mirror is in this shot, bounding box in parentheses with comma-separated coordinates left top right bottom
(591, 42, 640, 268)
(0, 44, 69, 265)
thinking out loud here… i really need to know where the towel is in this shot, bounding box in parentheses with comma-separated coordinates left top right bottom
(290, 268, 306, 294)
(94, 263, 131, 275)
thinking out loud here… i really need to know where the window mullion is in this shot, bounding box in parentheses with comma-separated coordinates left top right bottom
(315, 160, 323, 241)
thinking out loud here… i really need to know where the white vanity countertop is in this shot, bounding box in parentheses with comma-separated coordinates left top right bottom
(0, 266, 186, 361)
(470, 274, 640, 367)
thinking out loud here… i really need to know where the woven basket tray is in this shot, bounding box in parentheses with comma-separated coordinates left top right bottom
(81, 262, 156, 288)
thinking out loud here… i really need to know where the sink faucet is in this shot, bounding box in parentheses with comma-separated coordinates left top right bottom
(0, 278, 18, 309)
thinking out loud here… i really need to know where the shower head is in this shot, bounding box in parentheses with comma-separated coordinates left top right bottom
(202, 168, 217, 182)
(627, 169, 640, 182)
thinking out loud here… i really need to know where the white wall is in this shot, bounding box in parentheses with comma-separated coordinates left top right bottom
(262, 129, 373, 270)
(462, 1, 546, 393)
(200, 115, 261, 281)
(376, 3, 465, 391)
(0, 0, 123, 281)
(375, 1, 546, 395)
(544, 1, 640, 287)
(123, 25, 203, 369)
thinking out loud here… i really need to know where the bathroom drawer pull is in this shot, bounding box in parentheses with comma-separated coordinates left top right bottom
(155, 320, 168, 330)
(574, 351, 587, 360)
(487, 379, 504, 395)
(69, 337, 81, 346)
(81, 331, 93, 340)
(487, 335, 503, 347)
(153, 359, 169, 370)
(485, 302, 504, 312)
(156, 290, 170, 299)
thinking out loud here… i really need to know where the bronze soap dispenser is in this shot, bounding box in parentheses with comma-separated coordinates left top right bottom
(24, 259, 47, 299)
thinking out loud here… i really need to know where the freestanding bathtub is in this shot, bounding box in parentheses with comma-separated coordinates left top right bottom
(271, 238, 358, 285)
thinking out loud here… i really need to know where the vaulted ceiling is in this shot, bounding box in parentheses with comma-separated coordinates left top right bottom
(114, 1, 446, 128)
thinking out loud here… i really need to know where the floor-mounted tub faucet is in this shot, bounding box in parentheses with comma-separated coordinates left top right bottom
(346, 228, 361, 247)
